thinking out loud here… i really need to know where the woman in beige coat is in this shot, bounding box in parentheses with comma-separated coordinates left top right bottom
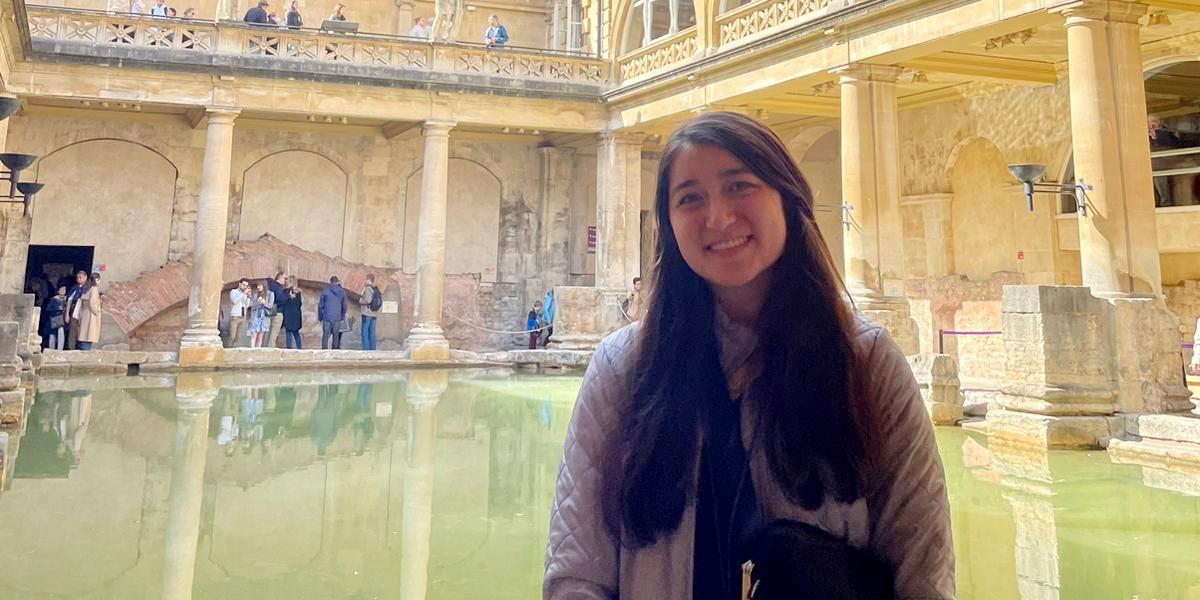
(77, 272, 102, 350)
(544, 113, 953, 599)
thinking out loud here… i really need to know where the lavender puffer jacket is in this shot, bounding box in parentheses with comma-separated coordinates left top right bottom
(544, 314, 956, 600)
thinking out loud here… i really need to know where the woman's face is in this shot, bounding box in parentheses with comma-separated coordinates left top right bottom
(666, 143, 787, 294)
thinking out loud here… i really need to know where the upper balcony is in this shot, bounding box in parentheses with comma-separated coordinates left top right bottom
(20, 4, 611, 100)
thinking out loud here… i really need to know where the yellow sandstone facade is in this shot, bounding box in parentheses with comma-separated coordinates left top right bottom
(0, 0, 1194, 394)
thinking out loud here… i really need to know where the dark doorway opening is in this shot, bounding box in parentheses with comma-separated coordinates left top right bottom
(23, 244, 95, 308)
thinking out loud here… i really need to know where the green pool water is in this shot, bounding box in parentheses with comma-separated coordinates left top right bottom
(1, 371, 1199, 599)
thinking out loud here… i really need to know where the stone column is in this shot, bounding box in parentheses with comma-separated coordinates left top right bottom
(178, 109, 239, 367)
(594, 132, 642, 291)
(1058, 0, 1159, 297)
(907, 353, 964, 425)
(162, 374, 217, 600)
(834, 64, 919, 355)
(405, 119, 456, 361)
(400, 371, 445, 600)
(1053, 0, 1191, 415)
(538, 146, 574, 290)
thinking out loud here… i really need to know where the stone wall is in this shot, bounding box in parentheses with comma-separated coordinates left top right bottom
(1166, 280, 1200, 367)
(907, 273, 1023, 389)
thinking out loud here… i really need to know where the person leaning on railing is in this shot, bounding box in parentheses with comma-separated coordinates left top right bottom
(484, 13, 508, 47)
(285, 0, 303, 29)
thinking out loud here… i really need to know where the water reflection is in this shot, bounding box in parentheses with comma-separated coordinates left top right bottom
(5, 376, 1200, 599)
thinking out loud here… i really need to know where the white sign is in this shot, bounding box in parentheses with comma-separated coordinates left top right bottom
(380, 300, 399, 314)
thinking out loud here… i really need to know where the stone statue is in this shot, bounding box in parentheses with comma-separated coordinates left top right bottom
(431, 0, 463, 42)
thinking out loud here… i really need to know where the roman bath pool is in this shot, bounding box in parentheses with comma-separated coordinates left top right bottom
(2, 370, 1199, 599)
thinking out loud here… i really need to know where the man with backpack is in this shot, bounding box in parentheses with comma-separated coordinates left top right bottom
(359, 274, 383, 351)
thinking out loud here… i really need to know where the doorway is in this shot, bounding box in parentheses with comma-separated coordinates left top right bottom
(23, 244, 95, 307)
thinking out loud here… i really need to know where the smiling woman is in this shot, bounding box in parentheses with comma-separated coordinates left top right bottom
(544, 112, 955, 600)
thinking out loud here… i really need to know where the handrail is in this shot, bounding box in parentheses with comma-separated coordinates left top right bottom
(25, 4, 611, 87)
(616, 26, 697, 82)
(715, 0, 842, 48)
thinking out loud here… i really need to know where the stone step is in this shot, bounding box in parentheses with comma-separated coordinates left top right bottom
(1128, 414, 1200, 446)
(1108, 438, 1200, 474)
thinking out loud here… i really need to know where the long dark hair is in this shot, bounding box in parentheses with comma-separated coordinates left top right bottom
(602, 112, 879, 547)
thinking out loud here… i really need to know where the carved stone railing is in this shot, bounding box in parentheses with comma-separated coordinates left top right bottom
(617, 27, 698, 82)
(24, 6, 610, 90)
(28, 7, 216, 51)
(716, 0, 840, 48)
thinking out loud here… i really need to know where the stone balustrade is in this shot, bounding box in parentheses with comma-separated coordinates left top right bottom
(617, 27, 698, 83)
(716, 0, 841, 48)
(25, 6, 610, 91)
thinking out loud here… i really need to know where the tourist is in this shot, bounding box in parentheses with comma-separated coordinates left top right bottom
(544, 113, 954, 599)
(484, 14, 508, 47)
(282, 276, 304, 349)
(149, 0, 169, 17)
(358, 274, 381, 351)
(247, 282, 274, 348)
(243, 0, 270, 24)
(624, 276, 644, 320)
(227, 278, 252, 347)
(267, 271, 286, 348)
(65, 270, 88, 350)
(76, 272, 102, 351)
(318, 276, 348, 350)
(540, 288, 555, 347)
(183, 7, 196, 17)
(45, 286, 68, 351)
(268, 11, 281, 25)
(527, 300, 542, 349)
(167, 7, 177, 16)
(130, 0, 145, 14)
(285, 0, 303, 28)
(327, 3, 347, 21)
(409, 16, 430, 38)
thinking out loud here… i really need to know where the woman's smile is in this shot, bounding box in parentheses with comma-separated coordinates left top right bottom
(706, 234, 752, 253)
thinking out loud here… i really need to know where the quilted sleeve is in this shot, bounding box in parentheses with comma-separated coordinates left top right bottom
(863, 326, 956, 600)
(543, 331, 632, 600)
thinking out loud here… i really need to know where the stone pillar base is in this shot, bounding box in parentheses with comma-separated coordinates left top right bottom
(178, 328, 224, 368)
(907, 353, 964, 425)
(546, 286, 628, 352)
(405, 324, 450, 361)
(1107, 297, 1193, 414)
(987, 408, 1122, 449)
(857, 296, 919, 356)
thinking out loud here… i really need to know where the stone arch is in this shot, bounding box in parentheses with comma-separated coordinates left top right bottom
(791, 127, 844, 275)
(238, 150, 350, 259)
(30, 138, 178, 284)
(104, 234, 394, 337)
(611, 0, 706, 57)
(948, 137, 1019, 281)
(401, 157, 502, 278)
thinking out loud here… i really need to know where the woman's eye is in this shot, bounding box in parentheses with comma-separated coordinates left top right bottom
(677, 193, 701, 206)
(729, 181, 755, 193)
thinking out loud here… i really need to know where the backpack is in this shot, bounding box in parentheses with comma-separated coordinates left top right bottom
(368, 285, 383, 312)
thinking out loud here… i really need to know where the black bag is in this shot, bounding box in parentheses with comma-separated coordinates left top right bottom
(368, 285, 383, 312)
(740, 520, 895, 599)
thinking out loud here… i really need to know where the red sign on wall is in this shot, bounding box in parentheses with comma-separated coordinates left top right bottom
(587, 226, 597, 253)
(1016, 251, 1025, 261)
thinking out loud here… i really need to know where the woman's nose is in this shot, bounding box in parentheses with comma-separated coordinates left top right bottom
(705, 196, 736, 230)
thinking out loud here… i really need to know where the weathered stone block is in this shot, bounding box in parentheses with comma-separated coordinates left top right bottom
(987, 408, 1120, 450)
(548, 286, 628, 351)
(0, 389, 24, 426)
(907, 353, 964, 425)
(1129, 414, 1200, 445)
(1107, 297, 1193, 414)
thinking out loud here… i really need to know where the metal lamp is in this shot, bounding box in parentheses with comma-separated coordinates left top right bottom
(1008, 163, 1093, 216)
(0, 98, 45, 217)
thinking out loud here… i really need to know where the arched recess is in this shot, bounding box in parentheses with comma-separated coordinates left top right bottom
(613, 0, 698, 55)
(949, 137, 1018, 281)
(402, 158, 502, 277)
(30, 138, 177, 283)
(792, 127, 844, 275)
(239, 150, 349, 258)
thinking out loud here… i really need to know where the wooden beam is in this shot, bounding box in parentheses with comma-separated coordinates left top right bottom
(905, 51, 1059, 85)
